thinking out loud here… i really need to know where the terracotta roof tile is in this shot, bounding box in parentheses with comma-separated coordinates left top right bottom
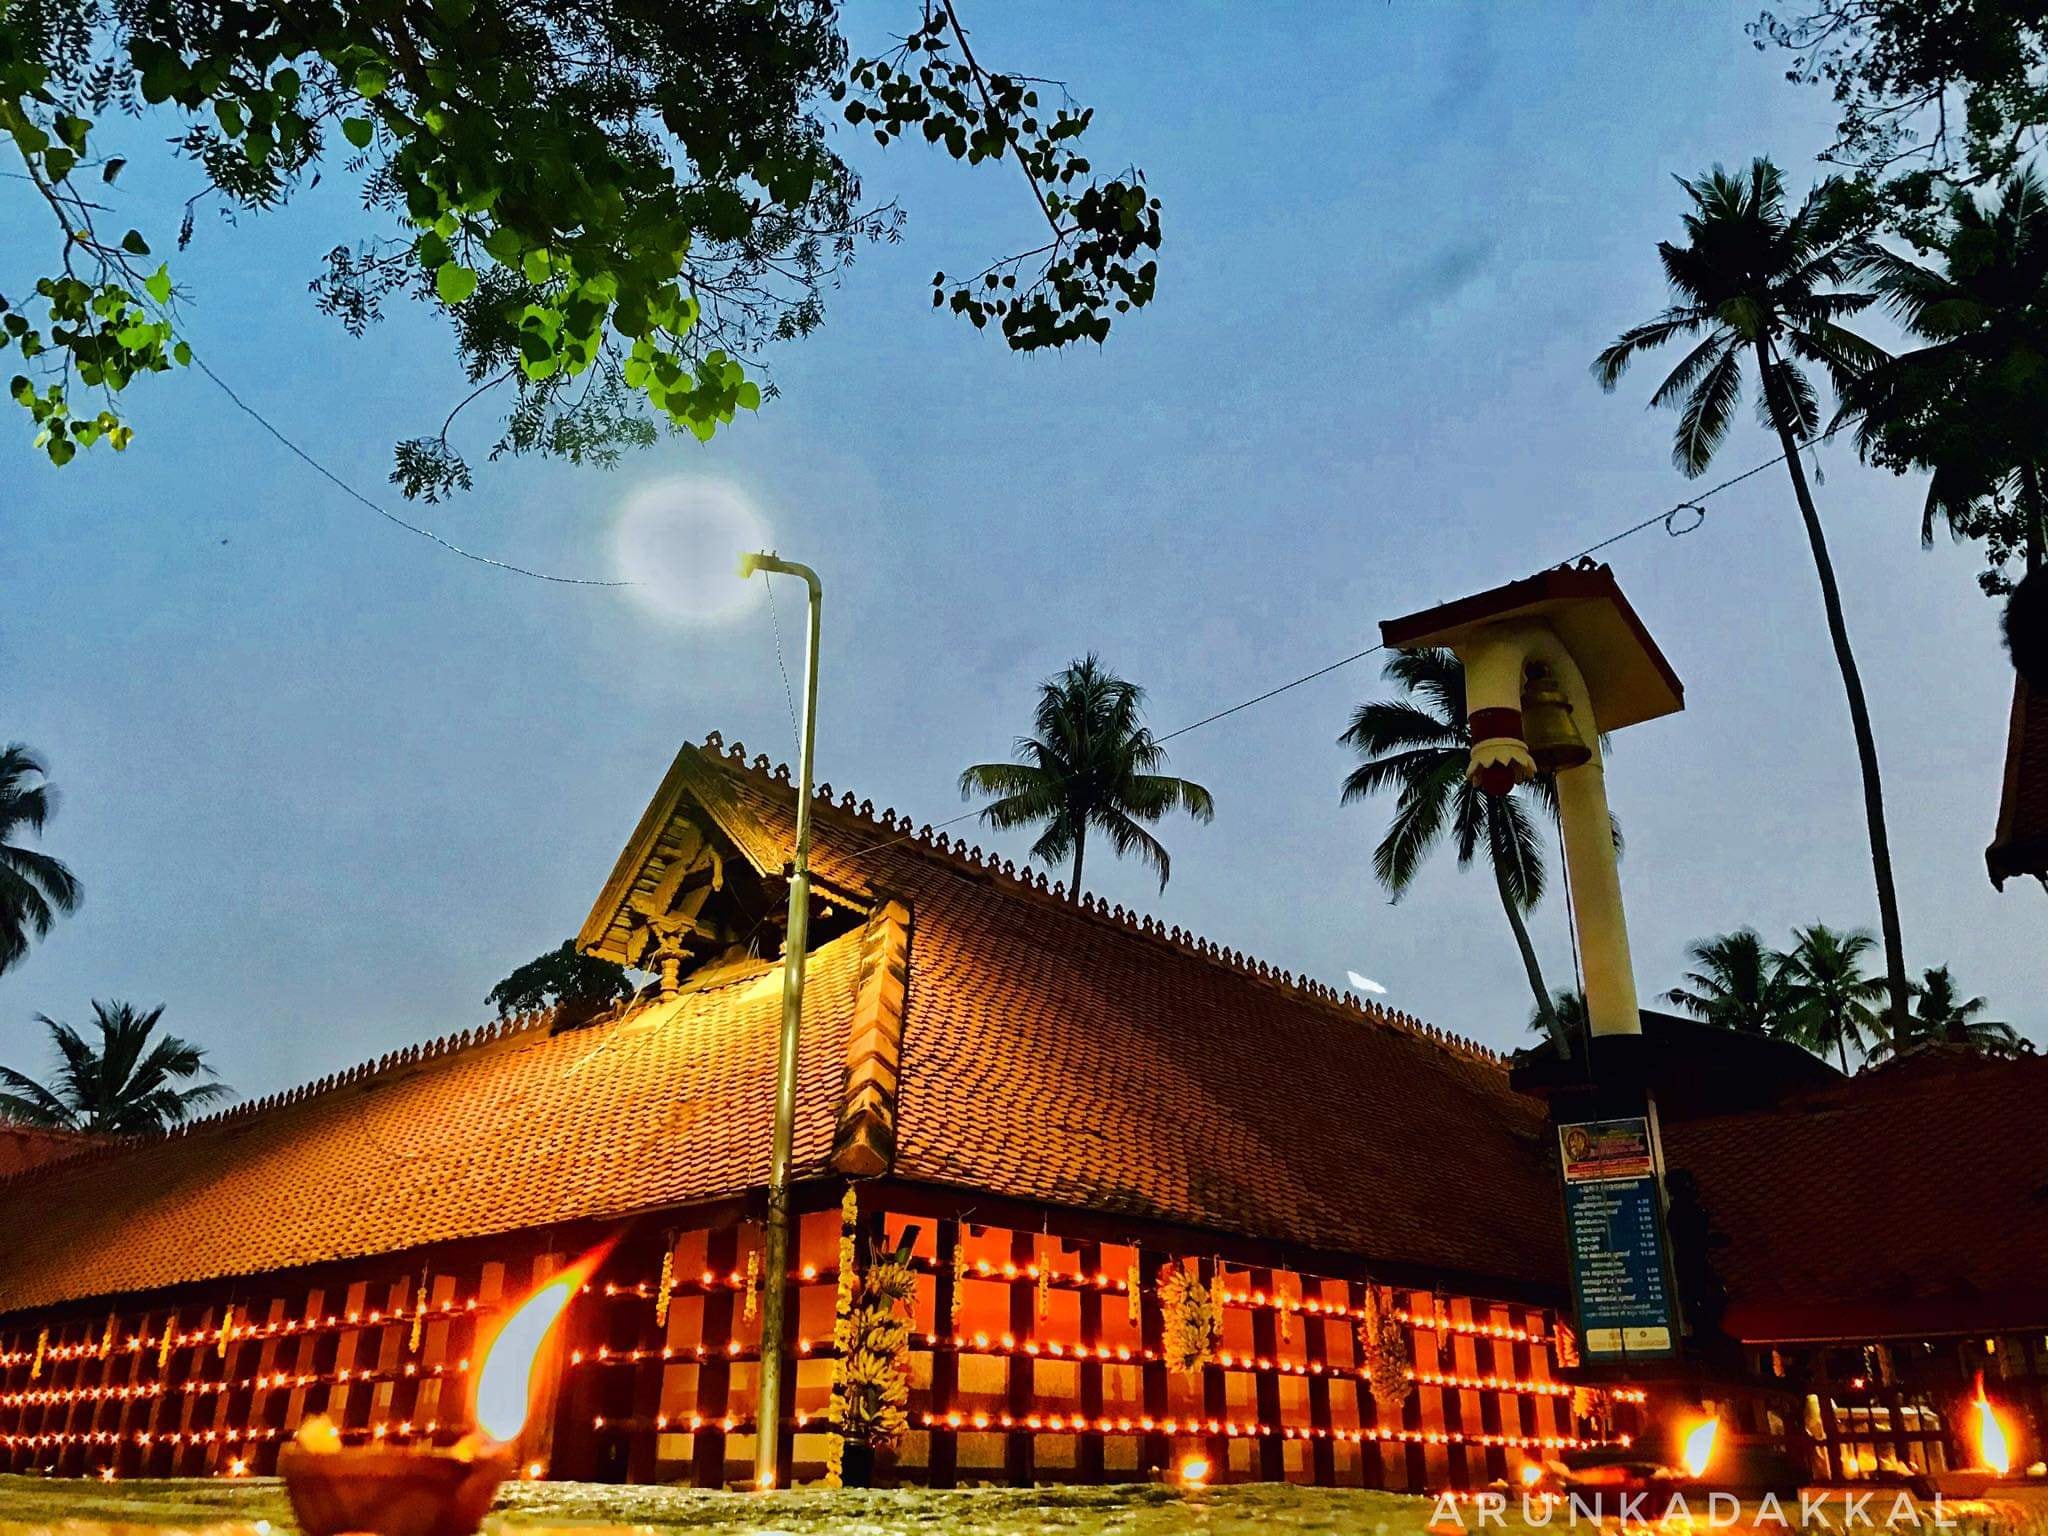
(1663, 1051, 2048, 1341)
(0, 937, 863, 1314)
(695, 738, 1561, 1289)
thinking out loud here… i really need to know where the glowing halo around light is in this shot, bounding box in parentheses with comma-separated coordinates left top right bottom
(474, 1279, 577, 1444)
(611, 476, 771, 625)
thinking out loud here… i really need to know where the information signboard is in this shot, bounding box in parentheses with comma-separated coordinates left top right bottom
(1558, 1117, 1677, 1359)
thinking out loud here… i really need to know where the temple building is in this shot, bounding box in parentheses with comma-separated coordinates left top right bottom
(2, 566, 2042, 1490)
(0, 733, 1600, 1489)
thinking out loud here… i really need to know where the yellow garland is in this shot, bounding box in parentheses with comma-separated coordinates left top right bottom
(1035, 1261, 1050, 1322)
(743, 1249, 760, 1323)
(949, 1237, 968, 1326)
(101, 1313, 117, 1359)
(824, 1186, 861, 1488)
(1358, 1284, 1412, 1424)
(1279, 1279, 1295, 1345)
(216, 1307, 235, 1359)
(1553, 1318, 1580, 1369)
(30, 1328, 47, 1381)
(158, 1312, 176, 1370)
(1126, 1263, 1142, 1328)
(654, 1244, 675, 1329)
(1157, 1263, 1217, 1377)
(409, 1267, 428, 1354)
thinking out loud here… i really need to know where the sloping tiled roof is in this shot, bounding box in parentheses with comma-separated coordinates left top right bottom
(1988, 675, 2048, 888)
(0, 936, 864, 1314)
(1663, 1051, 2048, 1342)
(0, 1125, 95, 1181)
(668, 737, 1560, 1290)
(0, 734, 1562, 1315)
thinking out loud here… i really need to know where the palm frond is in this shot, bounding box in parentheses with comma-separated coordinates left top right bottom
(1673, 345, 1744, 475)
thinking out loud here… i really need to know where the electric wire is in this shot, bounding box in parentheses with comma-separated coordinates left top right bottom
(171, 336, 1839, 875)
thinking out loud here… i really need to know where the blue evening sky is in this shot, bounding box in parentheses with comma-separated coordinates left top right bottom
(7, 2, 2039, 1098)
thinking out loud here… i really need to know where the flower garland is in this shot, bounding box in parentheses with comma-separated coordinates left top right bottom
(654, 1243, 675, 1329)
(101, 1313, 117, 1360)
(1126, 1263, 1142, 1327)
(950, 1238, 968, 1326)
(742, 1250, 760, 1323)
(824, 1188, 916, 1486)
(824, 1188, 861, 1488)
(157, 1313, 176, 1370)
(1158, 1262, 1219, 1377)
(409, 1267, 429, 1354)
(1358, 1284, 1412, 1424)
(1035, 1261, 1051, 1322)
(29, 1329, 46, 1382)
(216, 1307, 235, 1359)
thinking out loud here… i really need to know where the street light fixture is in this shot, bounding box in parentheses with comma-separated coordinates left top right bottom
(736, 550, 819, 1492)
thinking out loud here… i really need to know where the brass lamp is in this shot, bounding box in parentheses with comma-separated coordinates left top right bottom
(1521, 669, 1591, 773)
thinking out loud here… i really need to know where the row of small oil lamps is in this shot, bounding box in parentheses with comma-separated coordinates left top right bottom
(3, 1268, 1542, 1372)
(591, 1262, 1543, 1341)
(567, 1333, 1590, 1399)
(579, 1407, 1610, 1451)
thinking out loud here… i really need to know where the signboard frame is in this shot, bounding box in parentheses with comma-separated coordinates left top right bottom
(1558, 1115, 1680, 1361)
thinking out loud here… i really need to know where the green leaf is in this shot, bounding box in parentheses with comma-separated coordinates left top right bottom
(354, 61, 389, 98)
(522, 249, 551, 284)
(121, 229, 151, 257)
(42, 147, 75, 181)
(736, 381, 761, 411)
(173, 340, 192, 366)
(101, 156, 127, 183)
(145, 266, 172, 305)
(341, 116, 373, 148)
(215, 99, 244, 137)
(436, 262, 477, 305)
(272, 67, 301, 97)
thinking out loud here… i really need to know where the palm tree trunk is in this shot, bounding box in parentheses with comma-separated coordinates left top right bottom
(1495, 861, 1557, 1043)
(1068, 822, 1086, 904)
(1756, 339, 1911, 1029)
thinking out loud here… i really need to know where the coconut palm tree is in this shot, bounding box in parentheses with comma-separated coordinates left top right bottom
(960, 654, 1215, 902)
(0, 744, 82, 976)
(1869, 966, 2033, 1062)
(1847, 167, 2048, 586)
(1595, 157, 1909, 1028)
(1777, 924, 1888, 1071)
(1342, 648, 1577, 1038)
(1528, 987, 1588, 1059)
(0, 1000, 230, 1134)
(1662, 928, 1796, 1035)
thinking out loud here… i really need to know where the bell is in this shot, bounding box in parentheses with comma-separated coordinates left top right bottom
(1521, 671, 1591, 772)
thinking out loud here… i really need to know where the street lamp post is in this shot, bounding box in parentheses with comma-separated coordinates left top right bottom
(737, 550, 819, 1491)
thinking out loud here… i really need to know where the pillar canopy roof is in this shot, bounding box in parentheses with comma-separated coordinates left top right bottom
(1380, 562, 1684, 733)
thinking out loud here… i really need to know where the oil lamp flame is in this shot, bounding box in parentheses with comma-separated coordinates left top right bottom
(1973, 1379, 2010, 1476)
(1681, 1416, 1719, 1479)
(474, 1279, 575, 1444)
(1177, 1454, 1211, 1487)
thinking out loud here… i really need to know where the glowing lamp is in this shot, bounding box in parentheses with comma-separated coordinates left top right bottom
(1177, 1454, 1211, 1488)
(1681, 1416, 1719, 1480)
(1973, 1381, 2011, 1476)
